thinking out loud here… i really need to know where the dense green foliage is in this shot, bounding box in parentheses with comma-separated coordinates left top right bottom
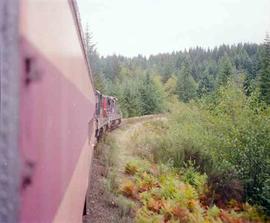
(259, 35, 270, 104)
(175, 62, 197, 102)
(120, 158, 266, 222)
(217, 54, 233, 86)
(86, 30, 264, 116)
(92, 44, 262, 89)
(137, 83, 270, 215)
(86, 30, 270, 215)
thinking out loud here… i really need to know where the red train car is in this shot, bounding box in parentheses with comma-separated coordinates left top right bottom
(0, 0, 96, 222)
(95, 91, 122, 139)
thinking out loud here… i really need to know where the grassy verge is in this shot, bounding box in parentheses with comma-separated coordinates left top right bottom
(96, 132, 135, 223)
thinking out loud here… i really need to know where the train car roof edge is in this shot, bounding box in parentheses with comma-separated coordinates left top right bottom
(68, 0, 96, 94)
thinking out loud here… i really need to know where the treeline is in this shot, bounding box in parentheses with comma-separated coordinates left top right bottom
(87, 34, 269, 117)
(86, 31, 270, 215)
(87, 32, 270, 216)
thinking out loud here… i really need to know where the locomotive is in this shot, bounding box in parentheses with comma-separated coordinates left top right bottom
(95, 91, 122, 140)
(0, 0, 121, 222)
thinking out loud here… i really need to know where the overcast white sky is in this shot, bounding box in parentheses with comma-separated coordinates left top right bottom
(77, 0, 270, 57)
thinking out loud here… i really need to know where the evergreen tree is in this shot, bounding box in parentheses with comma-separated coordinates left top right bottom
(176, 62, 197, 102)
(139, 74, 164, 115)
(259, 34, 270, 104)
(93, 72, 106, 92)
(243, 72, 254, 96)
(120, 79, 141, 117)
(85, 25, 103, 90)
(217, 54, 233, 86)
(197, 70, 215, 97)
(85, 25, 96, 54)
(85, 25, 99, 72)
(164, 75, 177, 97)
(103, 55, 121, 81)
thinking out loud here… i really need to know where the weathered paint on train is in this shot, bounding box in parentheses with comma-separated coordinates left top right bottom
(0, 1, 122, 223)
(18, 0, 95, 222)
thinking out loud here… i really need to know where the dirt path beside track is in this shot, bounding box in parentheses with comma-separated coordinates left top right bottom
(83, 115, 163, 223)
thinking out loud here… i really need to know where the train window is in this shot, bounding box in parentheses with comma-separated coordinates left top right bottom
(95, 92, 102, 116)
(107, 98, 111, 113)
(111, 99, 115, 113)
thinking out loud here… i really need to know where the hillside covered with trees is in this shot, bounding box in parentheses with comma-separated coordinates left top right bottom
(86, 30, 268, 118)
(86, 31, 270, 221)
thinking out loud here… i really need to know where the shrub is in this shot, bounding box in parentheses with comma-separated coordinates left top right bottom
(181, 162, 207, 195)
(120, 157, 267, 222)
(145, 82, 270, 213)
(103, 170, 119, 194)
(119, 179, 139, 200)
(135, 207, 164, 223)
(207, 205, 220, 219)
(125, 161, 140, 175)
(125, 159, 151, 175)
(115, 195, 135, 217)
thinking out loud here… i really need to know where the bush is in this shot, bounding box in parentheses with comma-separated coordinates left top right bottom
(115, 195, 135, 217)
(207, 83, 270, 209)
(146, 82, 270, 213)
(120, 157, 266, 222)
(181, 162, 207, 195)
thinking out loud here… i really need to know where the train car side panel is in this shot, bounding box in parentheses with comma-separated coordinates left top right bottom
(19, 0, 95, 222)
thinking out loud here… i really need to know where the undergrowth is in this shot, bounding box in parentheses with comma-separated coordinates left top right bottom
(119, 159, 267, 223)
(97, 135, 135, 221)
(99, 83, 270, 221)
(117, 82, 270, 222)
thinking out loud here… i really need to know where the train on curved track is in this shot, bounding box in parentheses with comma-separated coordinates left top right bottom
(0, 0, 121, 222)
